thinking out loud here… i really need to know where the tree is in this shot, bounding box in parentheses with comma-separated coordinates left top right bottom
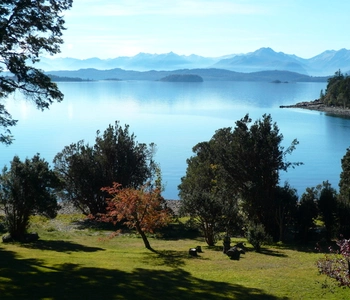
(54, 121, 157, 216)
(179, 114, 300, 243)
(274, 182, 298, 242)
(338, 147, 350, 204)
(0, 154, 59, 240)
(98, 180, 171, 250)
(53, 140, 105, 215)
(234, 115, 300, 239)
(318, 181, 338, 240)
(337, 148, 350, 237)
(93, 122, 156, 188)
(0, 1, 73, 144)
(296, 187, 319, 242)
(178, 149, 239, 246)
(208, 114, 300, 239)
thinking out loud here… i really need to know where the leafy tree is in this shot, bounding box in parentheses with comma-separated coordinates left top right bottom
(178, 147, 239, 246)
(234, 115, 300, 239)
(209, 114, 300, 239)
(179, 114, 300, 242)
(0, 154, 59, 240)
(53, 140, 105, 215)
(54, 121, 157, 216)
(318, 181, 338, 240)
(0, 0, 72, 144)
(296, 187, 319, 242)
(93, 122, 156, 188)
(98, 180, 171, 250)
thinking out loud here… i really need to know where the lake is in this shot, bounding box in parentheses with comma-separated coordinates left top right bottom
(2, 80, 348, 199)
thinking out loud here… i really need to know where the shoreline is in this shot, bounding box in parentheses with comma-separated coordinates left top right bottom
(280, 99, 350, 117)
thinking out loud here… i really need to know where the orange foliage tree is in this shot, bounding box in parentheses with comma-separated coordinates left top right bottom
(99, 182, 172, 250)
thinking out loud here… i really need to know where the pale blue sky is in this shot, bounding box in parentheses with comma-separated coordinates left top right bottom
(56, 0, 350, 59)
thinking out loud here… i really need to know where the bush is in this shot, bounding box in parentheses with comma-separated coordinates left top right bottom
(317, 237, 350, 287)
(0, 155, 59, 240)
(246, 222, 272, 252)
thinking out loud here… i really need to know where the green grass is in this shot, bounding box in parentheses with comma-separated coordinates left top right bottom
(0, 216, 349, 299)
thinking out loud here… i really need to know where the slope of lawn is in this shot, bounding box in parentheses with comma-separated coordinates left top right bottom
(0, 214, 348, 300)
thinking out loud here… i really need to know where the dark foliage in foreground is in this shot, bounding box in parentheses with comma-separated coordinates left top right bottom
(0, 0, 72, 144)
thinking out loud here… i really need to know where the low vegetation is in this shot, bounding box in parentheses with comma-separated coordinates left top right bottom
(0, 214, 349, 300)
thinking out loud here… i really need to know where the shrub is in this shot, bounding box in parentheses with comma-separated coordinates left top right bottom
(317, 237, 350, 287)
(0, 155, 59, 240)
(246, 222, 272, 252)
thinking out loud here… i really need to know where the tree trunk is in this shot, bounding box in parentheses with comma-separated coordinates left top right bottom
(135, 222, 152, 250)
(204, 224, 216, 246)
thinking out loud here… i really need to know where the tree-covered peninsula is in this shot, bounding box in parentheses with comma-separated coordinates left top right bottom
(281, 70, 350, 116)
(320, 70, 350, 107)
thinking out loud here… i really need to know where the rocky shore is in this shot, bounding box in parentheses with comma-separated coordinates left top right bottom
(280, 99, 350, 117)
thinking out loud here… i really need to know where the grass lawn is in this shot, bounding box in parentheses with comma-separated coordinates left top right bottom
(0, 215, 349, 300)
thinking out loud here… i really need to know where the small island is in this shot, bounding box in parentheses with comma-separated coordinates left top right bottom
(271, 79, 288, 83)
(280, 70, 350, 117)
(159, 74, 203, 82)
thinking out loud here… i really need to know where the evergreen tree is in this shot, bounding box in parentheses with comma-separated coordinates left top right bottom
(318, 181, 338, 240)
(179, 114, 301, 241)
(297, 187, 319, 242)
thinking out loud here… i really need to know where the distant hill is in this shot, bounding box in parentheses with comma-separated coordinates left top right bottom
(36, 48, 350, 76)
(47, 74, 88, 82)
(47, 68, 327, 82)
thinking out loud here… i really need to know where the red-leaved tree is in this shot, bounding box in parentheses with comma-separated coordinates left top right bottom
(98, 182, 172, 250)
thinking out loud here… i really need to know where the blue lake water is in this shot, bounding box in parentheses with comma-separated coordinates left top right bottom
(3, 80, 348, 199)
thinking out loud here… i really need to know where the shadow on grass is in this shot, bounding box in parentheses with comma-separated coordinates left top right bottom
(20, 240, 105, 253)
(143, 249, 210, 268)
(272, 240, 327, 254)
(258, 248, 288, 258)
(0, 246, 286, 300)
(73, 218, 125, 231)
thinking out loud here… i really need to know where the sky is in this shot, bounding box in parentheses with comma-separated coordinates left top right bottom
(55, 0, 350, 59)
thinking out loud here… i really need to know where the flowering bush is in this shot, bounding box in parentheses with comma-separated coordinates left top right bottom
(317, 237, 350, 287)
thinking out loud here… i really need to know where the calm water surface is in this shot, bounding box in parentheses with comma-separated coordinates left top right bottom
(3, 80, 348, 199)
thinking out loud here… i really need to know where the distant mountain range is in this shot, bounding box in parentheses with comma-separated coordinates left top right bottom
(38, 47, 350, 76)
(47, 68, 327, 83)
